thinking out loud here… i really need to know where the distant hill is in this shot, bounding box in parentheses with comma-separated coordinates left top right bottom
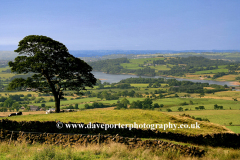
(69, 50, 240, 58)
(1, 50, 240, 61)
(0, 51, 18, 60)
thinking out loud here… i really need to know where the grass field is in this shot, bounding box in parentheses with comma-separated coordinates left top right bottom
(130, 84, 149, 87)
(225, 126, 240, 133)
(1, 140, 240, 160)
(0, 73, 16, 80)
(1, 109, 231, 135)
(0, 91, 39, 97)
(153, 97, 240, 109)
(216, 74, 240, 81)
(194, 68, 229, 74)
(149, 65, 171, 71)
(0, 66, 10, 72)
(32, 97, 102, 107)
(129, 57, 164, 64)
(120, 63, 141, 70)
(204, 91, 240, 99)
(166, 110, 240, 126)
(0, 111, 46, 117)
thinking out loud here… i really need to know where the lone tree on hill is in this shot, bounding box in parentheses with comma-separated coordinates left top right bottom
(8, 35, 97, 113)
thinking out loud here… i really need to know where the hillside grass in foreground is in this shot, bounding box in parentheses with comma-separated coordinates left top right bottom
(2, 109, 232, 135)
(1, 140, 240, 160)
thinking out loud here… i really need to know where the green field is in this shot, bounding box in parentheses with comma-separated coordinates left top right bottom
(153, 97, 240, 110)
(226, 126, 240, 133)
(1, 91, 39, 96)
(31, 97, 102, 107)
(1, 109, 230, 135)
(130, 84, 149, 87)
(0, 66, 10, 72)
(194, 68, 229, 74)
(120, 57, 166, 70)
(120, 63, 141, 70)
(167, 110, 240, 126)
(149, 65, 171, 71)
(101, 98, 145, 104)
(129, 57, 164, 64)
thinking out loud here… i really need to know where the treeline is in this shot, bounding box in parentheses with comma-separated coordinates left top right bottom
(166, 56, 229, 67)
(159, 56, 231, 76)
(88, 57, 129, 74)
(115, 97, 163, 110)
(120, 77, 165, 84)
(88, 56, 235, 77)
(84, 102, 111, 109)
(88, 58, 156, 76)
(119, 77, 227, 94)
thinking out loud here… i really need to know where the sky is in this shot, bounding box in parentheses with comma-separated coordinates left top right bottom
(0, 0, 240, 50)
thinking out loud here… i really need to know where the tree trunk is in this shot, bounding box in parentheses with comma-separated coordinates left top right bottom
(54, 94, 60, 113)
(55, 98, 60, 113)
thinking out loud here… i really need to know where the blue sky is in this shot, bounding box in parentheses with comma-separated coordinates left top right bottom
(0, 0, 240, 50)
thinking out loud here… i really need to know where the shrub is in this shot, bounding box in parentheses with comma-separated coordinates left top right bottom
(166, 109, 172, 112)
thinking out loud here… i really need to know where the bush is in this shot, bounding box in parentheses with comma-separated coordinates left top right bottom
(199, 106, 205, 110)
(178, 107, 183, 111)
(74, 104, 79, 109)
(167, 109, 172, 112)
(67, 105, 74, 109)
(180, 102, 188, 106)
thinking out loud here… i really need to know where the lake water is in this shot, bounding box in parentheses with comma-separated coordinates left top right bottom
(92, 71, 239, 86)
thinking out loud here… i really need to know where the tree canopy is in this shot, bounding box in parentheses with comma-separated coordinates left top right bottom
(8, 35, 97, 112)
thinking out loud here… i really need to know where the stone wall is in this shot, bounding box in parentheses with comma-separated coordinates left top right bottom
(0, 129, 205, 157)
(1, 119, 239, 148)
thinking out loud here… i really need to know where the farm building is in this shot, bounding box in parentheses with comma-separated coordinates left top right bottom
(28, 105, 40, 111)
(20, 106, 25, 110)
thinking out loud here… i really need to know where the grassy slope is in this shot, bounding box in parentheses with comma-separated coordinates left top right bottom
(2, 109, 232, 135)
(1, 140, 240, 160)
(166, 110, 240, 126)
(226, 126, 240, 133)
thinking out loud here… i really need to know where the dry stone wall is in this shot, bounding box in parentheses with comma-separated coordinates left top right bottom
(0, 119, 239, 148)
(0, 129, 205, 157)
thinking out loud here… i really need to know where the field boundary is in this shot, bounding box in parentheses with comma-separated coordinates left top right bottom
(0, 119, 240, 148)
(0, 129, 205, 157)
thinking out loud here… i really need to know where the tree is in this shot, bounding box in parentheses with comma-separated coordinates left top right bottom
(199, 92, 205, 98)
(8, 35, 96, 113)
(68, 105, 74, 109)
(4, 98, 14, 108)
(121, 98, 130, 108)
(74, 104, 79, 109)
(142, 97, 153, 109)
(153, 103, 160, 108)
(166, 109, 172, 112)
(199, 106, 205, 110)
(178, 107, 183, 111)
(84, 104, 91, 109)
(12, 102, 20, 111)
(25, 106, 30, 111)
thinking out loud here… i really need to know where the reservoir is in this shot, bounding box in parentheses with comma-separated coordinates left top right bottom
(92, 71, 239, 86)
